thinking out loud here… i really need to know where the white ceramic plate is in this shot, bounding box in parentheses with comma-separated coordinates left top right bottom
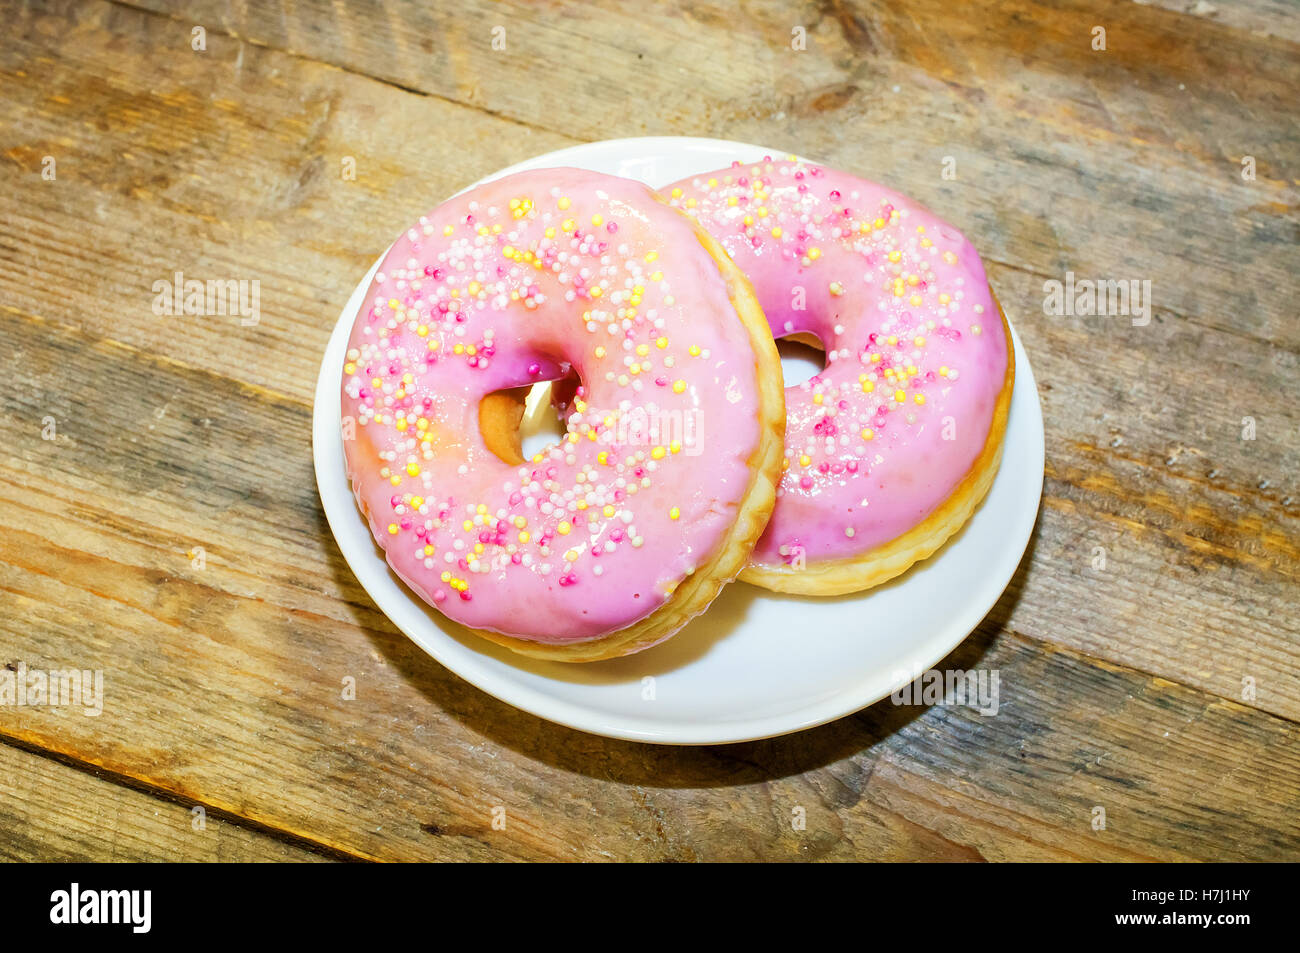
(312, 137, 1044, 745)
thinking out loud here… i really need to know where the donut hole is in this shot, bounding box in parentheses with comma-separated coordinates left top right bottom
(479, 377, 576, 466)
(776, 332, 828, 387)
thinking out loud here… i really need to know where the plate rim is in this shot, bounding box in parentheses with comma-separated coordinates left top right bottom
(312, 136, 1045, 745)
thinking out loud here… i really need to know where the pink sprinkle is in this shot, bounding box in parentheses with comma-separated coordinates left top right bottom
(459, 590, 472, 601)
(800, 475, 814, 490)
(433, 590, 446, 603)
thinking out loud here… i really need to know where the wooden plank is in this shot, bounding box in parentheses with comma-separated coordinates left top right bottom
(116, 0, 1300, 349)
(0, 742, 332, 861)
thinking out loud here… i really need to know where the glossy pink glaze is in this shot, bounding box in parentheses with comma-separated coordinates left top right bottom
(665, 158, 1009, 568)
(341, 168, 765, 643)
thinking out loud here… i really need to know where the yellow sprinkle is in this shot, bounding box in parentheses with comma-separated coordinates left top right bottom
(914, 336, 926, 347)
(669, 507, 680, 520)
(670, 188, 682, 198)
(518, 531, 530, 544)
(808, 247, 821, 260)
(443, 225, 454, 236)
(656, 336, 669, 349)
(651, 446, 666, 460)
(799, 454, 811, 467)
(557, 196, 571, 210)
(861, 428, 874, 440)
(557, 521, 572, 535)
(688, 344, 701, 357)
(591, 214, 603, 226)
(894, 389, 906, 403)
(914, 394, 926, 405)
(888, 250, 902, 263)
(590, 286, 602, 298)
(812, 393, 823, 405)
(594, 345, 607, 358)
(672, 379, 687, 394)
(771, 227, 783, 238)
(424, 544, 434, 555)
(603, 505, 616, 517)
(387, 523, 399, 535)
(406, 463, 420, 476)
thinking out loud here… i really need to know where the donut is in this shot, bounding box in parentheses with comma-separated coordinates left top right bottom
(340, 168, 784, 661)
(664, 157, 1014, 594)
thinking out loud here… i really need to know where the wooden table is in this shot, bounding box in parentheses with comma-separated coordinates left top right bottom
(1, 0, 1296, 862)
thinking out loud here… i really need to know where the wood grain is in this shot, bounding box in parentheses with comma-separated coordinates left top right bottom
(0, 0, 1296, 860)
(0, 741, 331, 861)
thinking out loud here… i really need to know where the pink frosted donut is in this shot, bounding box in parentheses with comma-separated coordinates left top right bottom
(340, 168, 783, 660)
(664, 156, 1014, 594)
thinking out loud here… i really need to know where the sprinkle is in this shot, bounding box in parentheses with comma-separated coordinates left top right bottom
(669, 507, 680, 520)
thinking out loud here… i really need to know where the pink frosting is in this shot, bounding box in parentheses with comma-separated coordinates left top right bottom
(665, 158, 1008, 568)
(340, 168, 766, 644)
